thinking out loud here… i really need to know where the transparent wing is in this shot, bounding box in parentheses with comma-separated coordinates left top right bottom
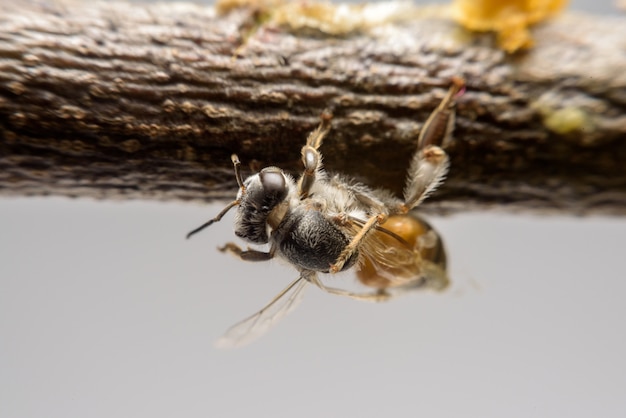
(382, 259, 449, 293)
(214, 275, 309, 349)
(348, 214, 447, 288)
(345, 218, 422, 286)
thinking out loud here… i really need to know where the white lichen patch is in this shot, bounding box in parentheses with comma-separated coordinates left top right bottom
(216, 0, 432, 36)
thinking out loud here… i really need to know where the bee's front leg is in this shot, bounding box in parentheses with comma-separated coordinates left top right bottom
(297, 113, 332, 199)
(218, 243, 275, 262)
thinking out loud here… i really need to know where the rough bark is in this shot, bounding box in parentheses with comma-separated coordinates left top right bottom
(1, 0, 625, 215)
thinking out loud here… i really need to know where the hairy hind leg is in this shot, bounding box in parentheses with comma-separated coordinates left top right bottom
(402, 78, 464, 212)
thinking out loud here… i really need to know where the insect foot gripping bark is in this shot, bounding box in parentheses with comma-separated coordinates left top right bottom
(187, 78, 465, 348)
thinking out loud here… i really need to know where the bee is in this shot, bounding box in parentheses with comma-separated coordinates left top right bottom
(188, 78, 465, 348)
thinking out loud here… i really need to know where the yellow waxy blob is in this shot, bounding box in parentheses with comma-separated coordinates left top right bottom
(452, 0, 568, 52)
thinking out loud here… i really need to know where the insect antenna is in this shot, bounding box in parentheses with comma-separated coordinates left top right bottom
(231, 154, 246, 191)
(186, 154, 246, 239)
(186, 200, 240, 239)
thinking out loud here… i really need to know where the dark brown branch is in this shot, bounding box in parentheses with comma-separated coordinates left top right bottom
(1, 0, 625, 215)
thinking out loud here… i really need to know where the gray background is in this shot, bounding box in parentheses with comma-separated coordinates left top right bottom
(1, 1, 624, 418)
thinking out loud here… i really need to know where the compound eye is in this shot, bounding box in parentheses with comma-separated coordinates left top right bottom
(259, 170, 286, 196)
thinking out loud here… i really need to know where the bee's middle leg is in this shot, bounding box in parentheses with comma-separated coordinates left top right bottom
(329, 213, 386, 273)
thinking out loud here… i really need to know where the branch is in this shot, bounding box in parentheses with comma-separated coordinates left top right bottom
(1, 0, 625, 215)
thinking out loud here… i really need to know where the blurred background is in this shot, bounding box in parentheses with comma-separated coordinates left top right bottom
(1, 1, 624, 418)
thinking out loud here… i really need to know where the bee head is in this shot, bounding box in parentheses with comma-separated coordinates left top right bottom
(234, 167, 289, 244)
(185, 155, 289, 241)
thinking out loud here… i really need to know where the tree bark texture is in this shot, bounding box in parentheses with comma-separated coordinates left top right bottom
(1, 0, 625, 215)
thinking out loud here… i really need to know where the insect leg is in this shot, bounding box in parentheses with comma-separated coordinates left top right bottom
(298, 113, 332, 199)
(417, 77, 465, 151)
(307, 274, 392, 302)
(402, 147, 449, 211)
(219, 242, 276, 262)
(329, 213, 387, 273)
(402, 78, 464, 212)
